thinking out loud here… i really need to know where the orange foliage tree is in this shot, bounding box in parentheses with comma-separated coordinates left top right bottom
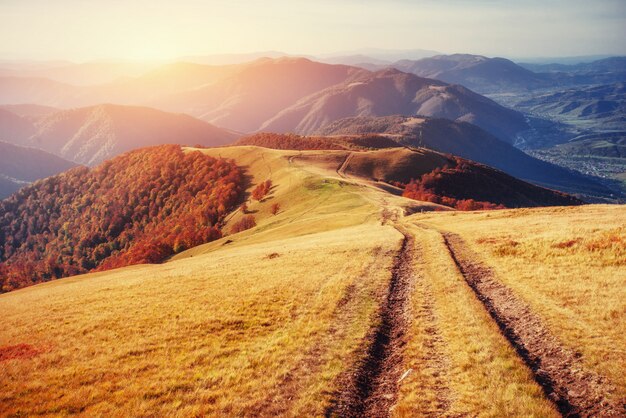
(252, 180, 272, 201)
(231, 215, 256, 233)
(271, 203, 280, 215)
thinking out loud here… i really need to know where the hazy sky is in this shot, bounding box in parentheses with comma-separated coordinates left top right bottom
(1, 0, 625, 61)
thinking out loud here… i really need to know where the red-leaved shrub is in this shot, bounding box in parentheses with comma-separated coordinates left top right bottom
(252, 180, 272, 201)
(231, 215, 257, 233)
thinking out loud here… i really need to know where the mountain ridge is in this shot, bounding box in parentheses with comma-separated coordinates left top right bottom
(259, 68, 529, 142)
(13, 104, 239, 165)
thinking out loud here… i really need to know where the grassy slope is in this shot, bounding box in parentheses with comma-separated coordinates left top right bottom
(0, 145, 621, 416)
(1, 224, 400, 416)
(411, 205, 626, 405)
(0, 146, 421, 416)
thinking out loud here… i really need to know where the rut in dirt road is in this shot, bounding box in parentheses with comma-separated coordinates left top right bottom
(443, 232, 624, 418)
(327, 229, 415, 418)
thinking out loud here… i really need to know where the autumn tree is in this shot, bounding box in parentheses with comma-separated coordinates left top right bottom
(252, 179, 272, 201)
(231, 215, 256, 233)
(270, 203, 280, 215)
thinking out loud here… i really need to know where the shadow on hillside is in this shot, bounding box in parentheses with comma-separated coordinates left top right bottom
(238, 165, 254, 203)
(375, 182, 404, 196)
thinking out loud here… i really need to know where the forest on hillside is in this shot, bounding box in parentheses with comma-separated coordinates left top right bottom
(0, 145, 244, 292)
(399, 157, 583, 210)
(236, 132, 400, 150)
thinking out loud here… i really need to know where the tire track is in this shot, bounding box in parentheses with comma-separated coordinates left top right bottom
(442, 232, 623, 417)
(327, 228, 414, 417)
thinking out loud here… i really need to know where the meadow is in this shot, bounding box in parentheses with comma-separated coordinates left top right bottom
(1, 146, 624, 416)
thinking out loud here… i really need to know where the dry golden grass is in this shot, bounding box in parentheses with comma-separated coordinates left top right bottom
(414, 205, 626, 404)
(1, 146, 415, 416)
(0, 224, 401, 416)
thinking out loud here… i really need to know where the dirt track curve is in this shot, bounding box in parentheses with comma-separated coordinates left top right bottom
(443, 232, 624, 418)
(327, 228, 415, 417)
(336, 152, 354, 179)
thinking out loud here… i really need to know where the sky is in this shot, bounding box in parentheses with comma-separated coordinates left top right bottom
(0, 0, 625, 61)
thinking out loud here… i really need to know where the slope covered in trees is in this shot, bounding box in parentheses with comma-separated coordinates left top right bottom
(0, 145, 243, 292)
(236, 132, 399, 150)
(399, 157, 584, 209)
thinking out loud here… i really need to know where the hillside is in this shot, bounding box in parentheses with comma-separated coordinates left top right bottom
(0, 144, 582, 293)
(260, 68, 529, 143)
(398, 155, 582, 209)
(555, 132, 626, 158)
(0, 141, 76, 199)
(0, 76, 80, 106)
(331, 147, 581, 208)
(236, 134, 587, 204)
(0, 104, 59, 119)
(0, 145, 243, 291)
(236, 132, 400, 150)
(0, 108, 36, 142)
(316, 115, 614, 199)
(0, 144, 622, 416)
(152, 57, 368, 132)
(519, 56, 626, 85)
(392, 54, 549, 93)
(21, 104, 239, 165)
(516, 83, 626, 128)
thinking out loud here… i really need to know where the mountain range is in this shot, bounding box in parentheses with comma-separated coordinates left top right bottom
(259, 67, 529, 142)
(354, 54, 626, 95)
(0, 54, 623, 202)
(388, 54, 550, 93)
(0, 58, 532, 142)
(519, 56, 626, 84)
(516, 83, 625, 126)
(0, 104, 238, 166)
